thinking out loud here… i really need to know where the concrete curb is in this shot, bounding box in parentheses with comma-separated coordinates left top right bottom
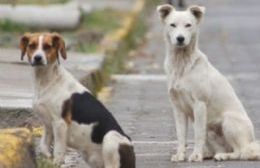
(0, 1, 87, 30)
(98, 0, 146, 84)
(100, 0, 145, 53)
(0, 0, 145, 167)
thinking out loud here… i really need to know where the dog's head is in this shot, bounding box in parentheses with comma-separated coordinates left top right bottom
(157, 4, 205, 48)
(19, 32, 67, 66)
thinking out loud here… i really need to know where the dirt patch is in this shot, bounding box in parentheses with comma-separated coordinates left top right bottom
(0, 110, 41, 129)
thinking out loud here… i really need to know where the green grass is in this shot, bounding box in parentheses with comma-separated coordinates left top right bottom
(104, 11, 147, 74)
(64, 9, 127, 53)
(82, 9, 125, 33)
(0, 0, 68, 5)
(36, 157, 58, 168)
(0, 20, 28, 32)
(76, 41, 99, 53)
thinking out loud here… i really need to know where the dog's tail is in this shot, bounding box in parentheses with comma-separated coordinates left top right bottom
(119, 143, 136, 168)
(241, 141, 260, 160)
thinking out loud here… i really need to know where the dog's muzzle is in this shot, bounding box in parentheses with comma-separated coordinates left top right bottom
(32, 55, 44, 66)
(176, 36, 185, 46)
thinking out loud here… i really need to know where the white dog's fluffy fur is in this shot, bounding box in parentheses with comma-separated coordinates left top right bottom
(157, 4, 260, 162)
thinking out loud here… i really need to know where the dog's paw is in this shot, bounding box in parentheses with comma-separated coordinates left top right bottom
(53, 157, 65, 167)
(214, 153, 227, 161)
(188, 152, 203, 162)
(40, 143, 52, 158)
(171, 153, 185, 162)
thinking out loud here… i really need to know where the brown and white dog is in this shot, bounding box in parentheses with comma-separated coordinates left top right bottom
(20, 32, 135, 168)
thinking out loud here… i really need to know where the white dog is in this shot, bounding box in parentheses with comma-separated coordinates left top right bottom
(157, 4, 260, 162)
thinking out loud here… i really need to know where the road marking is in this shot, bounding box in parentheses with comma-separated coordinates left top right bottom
(137, 153, 170, 157)
(132, 140, 194, 145)
(112, 73, 260, 82)
(112, 74, 166, 81)
(227, 72, 259, 80)
(0, 99, 32, 109)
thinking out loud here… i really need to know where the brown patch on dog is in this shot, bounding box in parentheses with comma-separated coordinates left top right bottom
(208, 123, 223, 136)
(119, 144, 136, 168)
(20, 33, 30, 60)
(42, 33, 67, 64)
(61, 98, 73, 125)
(189, 6, 204, 23)
(51, 33, 67, 60)
(20, 33, 41, 61)
(157, 4, 174, 20)
(19, 32, 67, 64)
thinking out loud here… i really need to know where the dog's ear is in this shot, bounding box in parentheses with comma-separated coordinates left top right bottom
(52, 33, 67, 60)
(157, 4, 175, 21)
(189, 5, 206, 23)
(20, 33, 31, 61)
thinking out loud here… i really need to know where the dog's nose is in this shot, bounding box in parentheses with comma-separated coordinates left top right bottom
(34, 55, 42, 62)
(177, 36, 185, 44)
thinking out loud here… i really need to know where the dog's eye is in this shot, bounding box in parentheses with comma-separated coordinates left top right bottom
(28, 43, 36, 50)
(170, 23, 176, 28)
(43, 44, 51, 51)
(185, 23, 192, 28)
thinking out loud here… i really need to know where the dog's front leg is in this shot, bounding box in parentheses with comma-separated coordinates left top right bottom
(171, 107, 188, 162)
(189, 101, 207, 162)
(52, 119, 68, 166)
(34, 104, 53, 158)
(40, 125, 53, 158)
